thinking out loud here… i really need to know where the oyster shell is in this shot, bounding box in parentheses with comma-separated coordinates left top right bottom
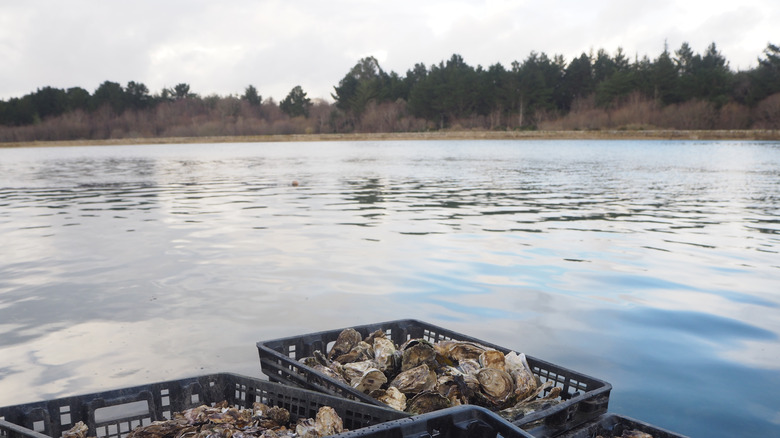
(435, 340, 489, 362)
(505, 351, 537, 400)
(370, 387, 407, 411)
(335, 340, 373, 364)
(498, 384, 562, 422)
(400, 339, 436, 372)
(364, 329, 387, 345)
(341, 360, 378, 383)
(476, 368, 515, 407)
(314, 406, 343, 436)
(313, 364, 348, 384)
(352, 368, 388, 394)
(406, 391, 452, 415)
(63, 422, 88, 438)
(458, 358, 482, 376)
(478, 350, 506, 371)
(389, 363, 437, 394)
(328, 328, 363, 359)
(372, 336, 397, 373)
(295, 418, 318, 438)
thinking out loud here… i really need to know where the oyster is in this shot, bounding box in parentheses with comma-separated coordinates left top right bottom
(406, 391, 452, 415)
(296, 418, 317, 438)
(435, 340, 489, 362)
(364, 329, 387, 344)
(313, 364, 348, 384)
(389, 363, 437, 394)
(328, 328, 362, 359)
(372, 336, 397, 373)
(476, 368, 515, 407)
(505, 351, 537, 400)
(314, 406, 343, 436)
(498, 384, 562, 422)
(352, 368, 388, 394)
(63, 422, 88, 438)
(478, 350, 506, 371)
(399, 339, 437, 372)
(457, 358, 482, 376)
(370, 387, 407, 411)
(335, 341, 373, 364)
(342, 360, 378, 383)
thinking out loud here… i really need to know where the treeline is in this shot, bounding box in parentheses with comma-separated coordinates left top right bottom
(2, 42, 779, 142)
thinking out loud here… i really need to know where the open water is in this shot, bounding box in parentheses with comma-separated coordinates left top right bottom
(0, 139, 778, 437)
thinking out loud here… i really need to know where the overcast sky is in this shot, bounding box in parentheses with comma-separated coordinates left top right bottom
(1, 0, 778, 102)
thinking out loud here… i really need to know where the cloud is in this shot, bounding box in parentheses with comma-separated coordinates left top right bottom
(0, 0, 777, 101)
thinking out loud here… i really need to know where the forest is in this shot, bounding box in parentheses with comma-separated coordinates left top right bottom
(1, 41, 779, 142)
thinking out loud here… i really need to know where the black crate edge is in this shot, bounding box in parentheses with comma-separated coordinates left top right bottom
(256, 319, 612, 438)
(0, 373, 407, 438)
(557, 413, 690, 438)
(334, 405, 534, 438)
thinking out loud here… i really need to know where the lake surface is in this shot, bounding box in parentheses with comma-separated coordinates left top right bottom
(0, 139, 778, 437)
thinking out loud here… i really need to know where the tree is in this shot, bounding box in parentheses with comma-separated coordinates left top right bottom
(125, 81, 150, 109)
(561, 53, 594, 110)
(652, 46, 679, 105)
(242, 85, 262, 106)
(173, 83, 193, 99)
(31, 86, 68, 120)
(332, 56, 385, 116)
(92, 80, 126, 113)
(280, 85, 312, 117)
(66, 87, 91, 111)
(697, 43, 731, 106)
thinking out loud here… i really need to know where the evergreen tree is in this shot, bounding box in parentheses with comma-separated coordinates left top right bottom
(242, 85, 262, 106)
(280, 85, 312, 117)
(92, 81, 126, 113)
(652, 47, 679, 105)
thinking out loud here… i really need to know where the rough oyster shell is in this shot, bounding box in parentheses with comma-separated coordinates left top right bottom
(372, 336, 397, 373)
(314, 406, 343, 436)
(352, 368, 388, 394)
(505, 351, 537, 400)
(478, 350, 506, 371)
(435, 340, 490, 362)
(389, 363, 437, 394)
(335, 340, 373, 364)
(370, 387, 407, 411)
(406, 391, 452, 415)
(400, 340, 436, 372)
(328, 328, 363, 359)
(313, 364, 348, 384)
(342, 360, 379, 383)
(476, 368, 515, 407)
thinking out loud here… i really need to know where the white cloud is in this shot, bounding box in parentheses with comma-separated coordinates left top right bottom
(0, 0, 777, 101)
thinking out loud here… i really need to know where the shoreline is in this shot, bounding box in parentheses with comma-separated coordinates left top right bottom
(2, 129, 779, 148)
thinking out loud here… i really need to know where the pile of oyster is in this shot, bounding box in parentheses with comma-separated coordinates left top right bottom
(299, 328, 561, 419)
(63, 401, 344, 438)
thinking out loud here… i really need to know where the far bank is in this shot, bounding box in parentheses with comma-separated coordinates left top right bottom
(2, 129, 779, 148)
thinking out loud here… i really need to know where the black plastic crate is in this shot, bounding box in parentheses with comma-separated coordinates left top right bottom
(0, 373, 406, 438)
(335, 405, 534, 438)
(256, 319, 612, 437)
(557, 414, 689, 438)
